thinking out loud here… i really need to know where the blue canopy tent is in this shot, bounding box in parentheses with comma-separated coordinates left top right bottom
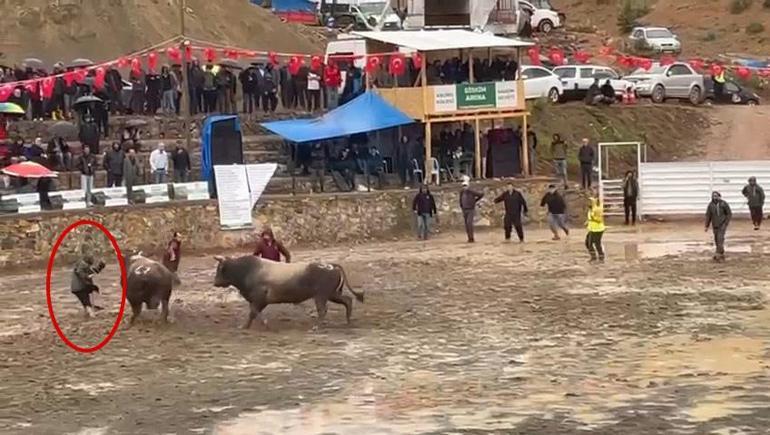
(261, 91, 414, 144)
(201, 115, 243, 198)
(201, 115, 242, 182)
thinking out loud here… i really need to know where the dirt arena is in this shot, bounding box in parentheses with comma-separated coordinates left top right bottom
(1, 222, 770, 435)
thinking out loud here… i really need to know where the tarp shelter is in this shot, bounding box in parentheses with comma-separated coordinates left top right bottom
(261, 91, 414, 144)
(350, 29, 533, 51)
(201, 115, 243, 184)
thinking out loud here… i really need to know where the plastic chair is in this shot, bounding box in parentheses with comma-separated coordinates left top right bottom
(429, 157, 441, 185)
(411, 158, 423, 184)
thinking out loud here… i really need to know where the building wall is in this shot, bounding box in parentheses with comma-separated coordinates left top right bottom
(0, 179, 585, 269)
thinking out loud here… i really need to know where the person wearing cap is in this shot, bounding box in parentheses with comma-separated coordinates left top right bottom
(459, 176, 484, 243)
(742, 177, 765, 230)
(705, 191, 732, 262)
(585, 194, 606, 263)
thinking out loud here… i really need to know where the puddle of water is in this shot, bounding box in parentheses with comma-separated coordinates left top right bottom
(685, 392, 770, 422)
(625, 241, 762, 260)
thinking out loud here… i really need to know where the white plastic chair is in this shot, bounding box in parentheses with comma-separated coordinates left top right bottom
(411, 158, 423, 184)
(429, 157, 441, 185)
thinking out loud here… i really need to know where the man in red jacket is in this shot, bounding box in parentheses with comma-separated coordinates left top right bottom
(324, 63, 342, 109)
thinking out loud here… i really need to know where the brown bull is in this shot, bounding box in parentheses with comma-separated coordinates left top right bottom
(125, 252, 180, 325)
(213, 255, 364, 330)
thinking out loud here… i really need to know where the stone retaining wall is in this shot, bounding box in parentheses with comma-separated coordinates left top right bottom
(0, 179, 586, 269)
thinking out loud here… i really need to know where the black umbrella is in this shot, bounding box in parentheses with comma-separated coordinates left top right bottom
(219, 59, 242, 69)
(47, 121, 78, 140)
(125, 118, 148, 128)
(22, 58, 45, 69)
(70, 58, 94, 68)
(73, 95, 104, 110)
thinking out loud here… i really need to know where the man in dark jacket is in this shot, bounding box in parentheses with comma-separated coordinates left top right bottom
(172, 141, 192, 183)
(123, 148, 140, 203)
(76, 145, 98, 205)
(622, 170, 639, 225)
(578, 138, 594, 190)
(71, 255, 106, 318)
(106, 66, 124, 115)
(541, 184, 570, 240)
(460, 178, 484, 243)
(705, 191, 732, 262)
(412, 185, 437, 240)
(742, 176, 765, 230)
(240, 66, 258, 114)
(494, 183, 528, 242)
(103, 142, 124, 187)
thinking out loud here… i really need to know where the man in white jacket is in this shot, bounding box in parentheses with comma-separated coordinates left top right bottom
(150, 142, 169, 184)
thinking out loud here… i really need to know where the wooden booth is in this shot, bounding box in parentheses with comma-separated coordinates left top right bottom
(352, 29, 533, 181)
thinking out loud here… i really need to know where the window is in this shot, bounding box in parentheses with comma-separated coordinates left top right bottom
(522, 68, 551, 79)
(632, 30, 644, 39)
(646, 29, 673, 39)
(594, 69, 618, 79)
(579, 68, 594, 78)
(553, 68, 576, 78)
(668, 65, 690, 76)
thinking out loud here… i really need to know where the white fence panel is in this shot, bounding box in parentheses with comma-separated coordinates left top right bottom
(640, 160, 770, 216)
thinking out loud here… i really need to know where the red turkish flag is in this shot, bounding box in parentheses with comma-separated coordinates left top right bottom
(0, 85, 12, 102)
(203, 48, 216, 63)
(75, 69, 88, 83)
(637, 57, 653, 71)
(94, 67, 106, 90)
(710, 63, 724, 77)
(225, 49, 239, 60)
(167, 47, 182, 63)
(117, 57, 130, 68)
(660, 55, 676, 66)
(548, 48, 565, 66)
(184, 45, 193, 61)
(310, 55, 323, 71)
(573, 51, 591, 64)
(411, 53, 423, 69)
(41, 78, 55, 98)
(527, 46, 541, 65)
(131, 58, 142, 75)
(268, 51, 278, 65)
(389, 55, 406, 76)
(688, 59, 705, 71)
(288, 56, 301, 75)
(735, 67, 751, 80)
(63, 71, 77, 86)
(366, 56, 381, 73)
(147, 52, 158, 72)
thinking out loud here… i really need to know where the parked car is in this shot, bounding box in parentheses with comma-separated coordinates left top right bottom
(519, 0, 562, 33)
(628, 27, 682, 54)
(526, 0, 567, 24)
(625, 62, 705, 105)
(520, 65, 564, 103)
(317, 0, 401, 30)
(552, 65, 635, 101)
(704, 78, 760, 106)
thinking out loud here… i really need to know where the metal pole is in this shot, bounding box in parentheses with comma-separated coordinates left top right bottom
(180, 0, 192, 151)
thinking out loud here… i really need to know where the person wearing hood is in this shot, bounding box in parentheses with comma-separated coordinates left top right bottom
(705, 191, 732, 262)
(253, 227, 292, 263)
(412, 185, 437, 240)
(585, 195, 606, 263)
(742, 177, 765, 230)
(622, 170, 639, 225)
(494, 183, 528, 242)
(459, 177, 484, 243)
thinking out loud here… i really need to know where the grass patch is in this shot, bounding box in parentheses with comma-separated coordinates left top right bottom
(746, 22, 765, 34)
(729, 0, 752, 14)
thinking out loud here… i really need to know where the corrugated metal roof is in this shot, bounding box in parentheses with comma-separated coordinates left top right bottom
(350, 29, 533, 51)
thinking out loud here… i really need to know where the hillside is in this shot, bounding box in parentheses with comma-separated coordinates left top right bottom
(0, 0, 324, 66)
(556, 0, 770, 59)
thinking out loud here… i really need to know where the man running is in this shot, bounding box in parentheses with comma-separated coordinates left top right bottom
(70, 255, 106, 318)
(705, 191, 732, 262)
(540, 184, 569, 240)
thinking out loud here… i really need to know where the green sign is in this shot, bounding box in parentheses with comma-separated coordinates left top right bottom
(457, 83, 496, 109)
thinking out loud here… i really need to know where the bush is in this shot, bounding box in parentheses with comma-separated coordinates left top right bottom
(729, 0, 752, 14)
(617, 0, 650, 34)
(746, 22, 765, 34)
(764, 0, 770, 9)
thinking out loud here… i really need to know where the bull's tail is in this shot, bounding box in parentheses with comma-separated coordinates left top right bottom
(337, 265, 364, 303)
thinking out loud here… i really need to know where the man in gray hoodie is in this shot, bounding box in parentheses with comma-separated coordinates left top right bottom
(460, 177, 484, 243)
(705, 191, 732, 262)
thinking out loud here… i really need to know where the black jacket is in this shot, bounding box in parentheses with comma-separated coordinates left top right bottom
(412, 191, 437, 216)
(623, 177, 639, 199)
(540, 191, 566, 214)
(103, 149, 124, 175)
(172, 148, 192, 172)
(742, 184, 765, 207)
(76, 153, 98, 176)
(578, 145, 595, 165)
(705, 199, 732, 229)
(495, 189, 528, 218)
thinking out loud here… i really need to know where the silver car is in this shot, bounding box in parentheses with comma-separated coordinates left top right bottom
(628, 27, 682, 54)
(625, 62, 705, 105)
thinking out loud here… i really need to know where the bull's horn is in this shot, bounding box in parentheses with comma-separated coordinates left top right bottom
(214, 255, 225, 263)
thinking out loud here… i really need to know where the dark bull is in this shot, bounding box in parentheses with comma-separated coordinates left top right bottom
(213, 255, 364, 329)
(124, 252, 181, 326)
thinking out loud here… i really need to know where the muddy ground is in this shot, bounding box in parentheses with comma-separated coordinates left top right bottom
(1, 222, 770, 435)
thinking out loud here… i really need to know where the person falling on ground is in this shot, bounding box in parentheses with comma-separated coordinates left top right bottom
(459, 177, 484, 243)
(541, 184, 570, 240)
(705, 191, 732, 262)
(162, 231, 183, 273)
(742, 177, 765, 231)
(494, 183, 528, 242)
(622, 171, 640, 226)
(412, 185, 437, 240)
(585, 195, 606, 264)
(253, 227, 292, 263)
(70, 255, 106, 318)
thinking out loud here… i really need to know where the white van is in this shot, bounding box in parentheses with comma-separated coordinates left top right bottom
(325, 34, 414, 70)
